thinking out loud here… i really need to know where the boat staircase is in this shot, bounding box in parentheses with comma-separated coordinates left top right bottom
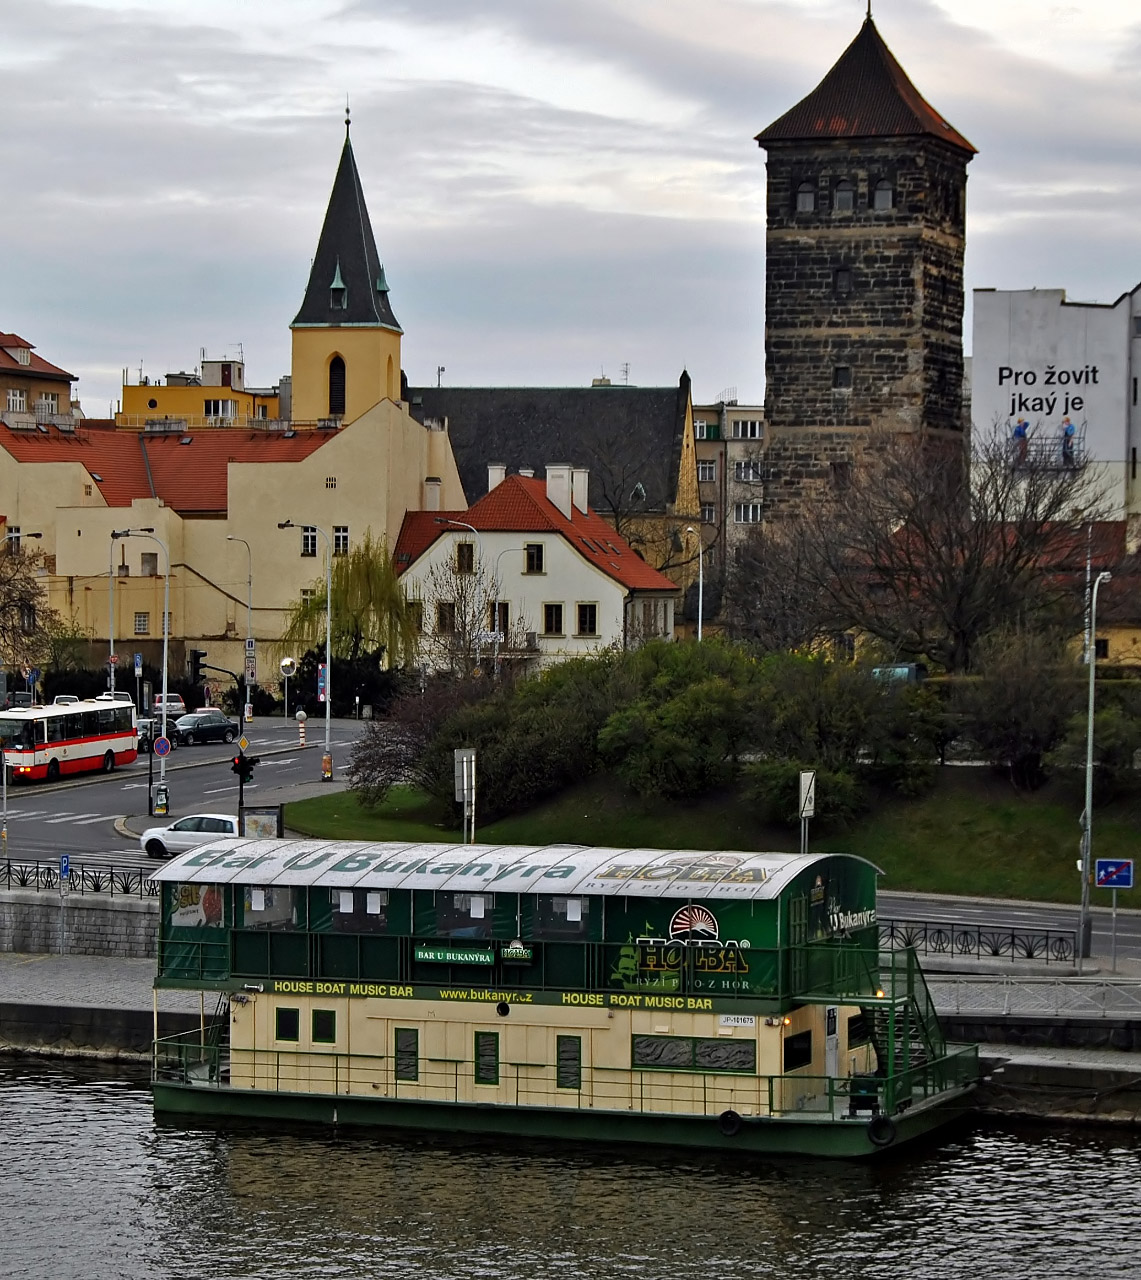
(859, 949, 946, 1108)
(200, 992, 231, 1085)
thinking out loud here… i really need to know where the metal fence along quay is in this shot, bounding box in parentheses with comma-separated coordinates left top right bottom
(1, 859, 158, 898)
(879, 918, 1077, 965)
(929, 975, 1141, 1019)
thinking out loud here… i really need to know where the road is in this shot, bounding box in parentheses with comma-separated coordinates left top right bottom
(0, 715, 365, 869)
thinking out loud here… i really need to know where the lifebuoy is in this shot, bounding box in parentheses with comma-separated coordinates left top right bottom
(867, 1114, 897, 1148)
(718, 1109, 743, 1137)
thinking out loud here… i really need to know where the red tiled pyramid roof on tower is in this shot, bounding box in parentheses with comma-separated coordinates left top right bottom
(395, 474, 677, 593)
(756, 17, 975, 154)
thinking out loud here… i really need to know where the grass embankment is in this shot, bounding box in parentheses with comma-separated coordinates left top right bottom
(285, 770, 1141, 905)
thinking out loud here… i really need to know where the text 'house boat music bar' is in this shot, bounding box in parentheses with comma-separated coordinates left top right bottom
(151, 840, 978, 1157)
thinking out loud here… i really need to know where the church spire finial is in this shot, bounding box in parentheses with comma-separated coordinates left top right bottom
(866, 1, 872, 19)
(345, 95, 351, 139)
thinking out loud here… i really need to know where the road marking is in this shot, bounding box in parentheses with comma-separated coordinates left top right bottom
(73, 816, 112, 826)
(265, 758, 297, 766)
(3, 810, 52, 819)
(204, 785, 239, 794)
(120, 782, 149, 790)
(44, 812, 101, 825)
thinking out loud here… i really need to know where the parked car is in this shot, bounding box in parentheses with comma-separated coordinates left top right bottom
(53, 695, 80, 705)
(172, 709, 239, 745)
(153, 693, 186, 717)
(140, 813, 238, 859)
(95, 691, 134, 704)
(136, 717, 178, 753)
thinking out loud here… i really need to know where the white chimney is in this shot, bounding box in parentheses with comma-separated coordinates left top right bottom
(519, 468, 534, 478)
(572, 467, 589, 514)
(423, 476, 441, 512)
(546, 464, 572, 519)
(487, 463, 506, 492)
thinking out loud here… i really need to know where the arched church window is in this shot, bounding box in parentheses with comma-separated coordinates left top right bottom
(796, 182, 815, 213)
(874, 179, 894, 211)
(834, 180, 854, 212)
(329, 356, 346, 418)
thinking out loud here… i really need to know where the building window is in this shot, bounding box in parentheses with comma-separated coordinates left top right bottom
(301, 526, 318, 557)
(84, 484, 92, 497)
(576, 603, 598, 637)
(256, 404, 268, 419)
(783, 1030, 813, 1072)
(5, 526, 19, 551)
(874, 179, 894, 211)
(488, 600, 509, 634)
(134, 612, 149, 635)
(408, 600, 423, 633)
(734, 503, 762, 523)
(141, 552, 158, 577)
(1095, 638, 1109, 660)
(796, 182, 815, 212)
(831, 460, 852, 490)
(543, 602, 563, 635)
(456, 541, 475, 574)
(474, 1031, 500, 1085)
(203, 399, 236, 418)
(333, 525, 349, 556)
(697, 459, 716, 482)
(834, 179, 854, 212)
(6, 388, 26, 413)
(14, 347, 30, 366)
(524, 543, 544, 574)
(395, 1028, 419, 1082)
(301, 588, 315, 604)
(275, 1008, 300, 1043)
(734, 460, 762, 483)
(325, 476, 337, 489)
(834, 267, 852, 295)
(833, 366, 852, 390)
(1133, 316, 1141, 337)
(436, 601, 456, 634)
(20, 605, 35, 634)
(700, 503, 715, 524)
(694, 419, 709, 439)
(556, 1036, 582, 1090)
(312, 1009, 336, 1044)
(732, 419, 762, 440)
(328, 355, 346, 417)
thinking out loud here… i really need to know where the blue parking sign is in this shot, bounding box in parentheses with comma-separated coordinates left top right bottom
(1096, 859, 1133, 889)
(60, 854, 69, 880)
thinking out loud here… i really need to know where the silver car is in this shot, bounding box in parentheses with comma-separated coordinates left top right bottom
(141, 812, 238, 859)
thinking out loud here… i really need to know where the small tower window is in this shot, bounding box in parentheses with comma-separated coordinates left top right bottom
(796, 182, 815, 213)
(834, 268, 852, 296)
(874, 179, 894, 211)
(833, 366, 852, 390)
(834, 180, 854, 212)
(329, 259, 347, 310)
(329, 356, 346, 418)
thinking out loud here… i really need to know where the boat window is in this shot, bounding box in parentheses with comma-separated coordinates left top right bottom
(783, 1029, 813, 1072)
(847, 1013, 871, 1049)
(312, 1009, 336, 1044)
(242, 885, 297, 930)
(532, 895, 589, 940)
(395, 1028, 419, 1081)
(332, 887, 389, 933)
(556, 1035, 582, 1090)
(275, 1008, 300, 1042)
(474, 1031, 499, 1085)
(435, 891, 494, 940)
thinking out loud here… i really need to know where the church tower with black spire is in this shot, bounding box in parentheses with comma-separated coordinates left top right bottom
(290, 111, 404, 424)
(754, 14, 975, 511)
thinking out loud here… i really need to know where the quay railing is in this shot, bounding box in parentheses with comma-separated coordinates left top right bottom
(880, 917, 1076, 965)
(1, 858, 158, 898)
(929, 975, 1141, 1019)
(153, 1029, 978, 1123)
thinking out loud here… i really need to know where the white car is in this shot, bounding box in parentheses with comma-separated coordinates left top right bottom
(141, 812, 238, 859)
(153, 693, 186, 716)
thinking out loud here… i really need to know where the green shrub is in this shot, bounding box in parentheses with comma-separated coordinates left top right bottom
(743, 759, 866, 829)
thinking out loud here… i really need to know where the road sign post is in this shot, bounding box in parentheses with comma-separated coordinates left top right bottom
(1096, 859, 1133, 972)
(454, 748, 477, 844)
(798, 769, 816, 858)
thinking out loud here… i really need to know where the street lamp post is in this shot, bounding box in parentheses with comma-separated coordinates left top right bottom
(1078, 569, 1112, 973)
(490, 546, 523, 678)
(278, 521, 332, 778)
(121, 529, 171, 804)
(685, 525, 704, 641)
(108, 530, 128, 692)
(1, 529, 42, 858)
(227, 535, 253, 715)
(436, 517, 486, 671)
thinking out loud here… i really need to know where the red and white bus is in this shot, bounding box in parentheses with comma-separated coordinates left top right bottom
(0, 698, 138, 781)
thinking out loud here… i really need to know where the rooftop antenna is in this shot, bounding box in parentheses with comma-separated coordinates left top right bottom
(437, 365, 445, 387)
(620, 362, 630, 386)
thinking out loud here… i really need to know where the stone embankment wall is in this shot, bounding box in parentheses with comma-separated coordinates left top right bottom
(0, 891, 158, 958)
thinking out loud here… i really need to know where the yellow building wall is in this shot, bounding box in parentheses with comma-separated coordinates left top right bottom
(290, 326, 402, 425)
(118, 383, 279, 427)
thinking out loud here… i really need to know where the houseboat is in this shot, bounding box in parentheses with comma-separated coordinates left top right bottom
(151, 841, 978, 1157)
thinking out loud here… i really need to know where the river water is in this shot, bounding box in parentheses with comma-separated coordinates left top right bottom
(2, 1057, 1132, 1280)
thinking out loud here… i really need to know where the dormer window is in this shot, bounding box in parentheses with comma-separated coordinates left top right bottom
(796, 182, 815, 213)
(834, 180, 854, 212)
(329, 259, 347, 311)
(874, 179, 894, 211)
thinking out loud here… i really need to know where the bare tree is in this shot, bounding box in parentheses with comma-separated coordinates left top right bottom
(0, 546, 58, 676)
(725, 519, 835, 652)
(740, 426, 1107, 672)
(413, 555, 533, 679)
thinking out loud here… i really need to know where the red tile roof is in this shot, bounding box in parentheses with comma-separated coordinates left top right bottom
(0, 421, 333, 513)
(395, 474, 677, 593)
(0, 332, 75, 383)
(757, 18, 975, 154)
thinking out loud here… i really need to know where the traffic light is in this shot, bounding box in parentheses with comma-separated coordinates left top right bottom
(230, 753, 259, 784)
(188, 648, 208, 683)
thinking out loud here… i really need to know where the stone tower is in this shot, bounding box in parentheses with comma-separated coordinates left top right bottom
(290, 116, 404, 424)
(754, 16, 975, 512)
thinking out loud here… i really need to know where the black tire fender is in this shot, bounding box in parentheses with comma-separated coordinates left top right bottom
(718, 1109, 743, 1137)
(867, 1114, 897, 1148)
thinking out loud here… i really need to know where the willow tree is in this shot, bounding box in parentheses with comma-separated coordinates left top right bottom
(277, 531, 418, 667)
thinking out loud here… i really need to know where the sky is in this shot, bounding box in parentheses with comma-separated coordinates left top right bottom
(4, 0, 1141, 415)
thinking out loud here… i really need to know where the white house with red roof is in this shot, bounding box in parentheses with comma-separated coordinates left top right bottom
(394, 464, 678, 671)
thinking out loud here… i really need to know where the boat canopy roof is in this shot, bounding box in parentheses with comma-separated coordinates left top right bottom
(151, 840, 880, 902)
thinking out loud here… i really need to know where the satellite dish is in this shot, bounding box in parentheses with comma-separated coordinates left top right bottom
(280, 657, 297, 677)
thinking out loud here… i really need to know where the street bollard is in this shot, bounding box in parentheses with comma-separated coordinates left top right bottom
(296, 708, 307, 747)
